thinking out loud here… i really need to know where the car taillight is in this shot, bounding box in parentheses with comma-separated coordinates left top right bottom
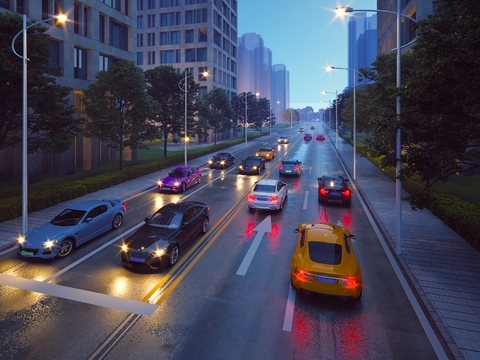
(247, 194, 256, 200)
(343, 189, 351, 197)
(339, 277, 358, 287)
(320, 188, 328, 195)
(279, 165, 284, 170)
(270, 195, 279, 201)
(294, 269, 310, 281)
(122, 204, 127, 210)
(293, 165, 299, 170)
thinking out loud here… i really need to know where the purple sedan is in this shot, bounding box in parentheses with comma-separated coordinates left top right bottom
(158, 167, 202, 193)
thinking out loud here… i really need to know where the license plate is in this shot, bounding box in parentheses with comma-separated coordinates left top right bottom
(130, 256, 145, 263)
(330, 192, 340, 196)
(21, 250, 34, 256)
(162, 187, 170, 190)
(285, 170, 291, 172)
(257, 197, 268, 201)
(314, 276, 337, 284)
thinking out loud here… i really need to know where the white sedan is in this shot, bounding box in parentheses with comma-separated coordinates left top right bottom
(247, 179, 288, 211)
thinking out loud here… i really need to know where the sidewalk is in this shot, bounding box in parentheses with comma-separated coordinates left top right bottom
(1, 130, 479, 359)
(332, 130, 480, 360)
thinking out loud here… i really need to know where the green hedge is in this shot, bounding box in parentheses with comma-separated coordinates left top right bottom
(0, 133, 265, 224)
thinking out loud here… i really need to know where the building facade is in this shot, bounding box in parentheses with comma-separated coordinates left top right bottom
(0, 0, 136, 182)
(271, 64, 289, 122)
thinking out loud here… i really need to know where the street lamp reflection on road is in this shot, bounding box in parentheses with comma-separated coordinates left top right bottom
(11, 13, 67, 235)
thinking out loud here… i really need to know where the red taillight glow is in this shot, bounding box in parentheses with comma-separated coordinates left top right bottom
(247, 194, 256, 200)
(294, 165, 299, 170)
(294, 269, 310, 281)
(343, 189, 351, 197)
(270, 195, 279, 201)
(340, 277, 358, 287)
(320, 188, 328, 195)
(279, 165, 284, 170)
(122, 204, 127, 210)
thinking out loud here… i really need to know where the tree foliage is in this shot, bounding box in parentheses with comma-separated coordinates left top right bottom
(144, 66, 200, 158)
(0, 12, 77, 154)
(81, 60, 158, 170)
(281, 108, 298, 126)
(197, 88, 235, 144)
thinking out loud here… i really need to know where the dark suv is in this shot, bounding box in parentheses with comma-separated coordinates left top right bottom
(317, 175, 352, 205)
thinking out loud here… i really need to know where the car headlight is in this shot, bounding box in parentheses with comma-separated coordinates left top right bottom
(239, 165, 243, 169)
(158, 180, 162, 186)
(18, 236, 26, 244)
(220, 160, 225, 165)
(42, 240, 58, 248)
(208, 160, 213, 164)
(252, 166, 258, 170)
(174, 182, 180, 186)
(121, 244, 129, 252)
(152, 245, 168, 258)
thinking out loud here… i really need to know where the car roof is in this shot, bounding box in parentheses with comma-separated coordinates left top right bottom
(300, 223, 347, 244)
(216, 152, 230, 156)
(68, 199, 111, 211)
(255, 179, 278, 186)
(321, 175, 345, 181)
(258, 148, 272, 151)
(173, 166, 195, 171)
(282, 158, 297, 163)
(160, 201, 207, 213)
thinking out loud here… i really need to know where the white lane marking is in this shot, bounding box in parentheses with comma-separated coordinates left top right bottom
(236, 216, 272, 276)
(282, 285, 296, 332)
(303, 191, 309, 210)
(0, 273, 157, 316)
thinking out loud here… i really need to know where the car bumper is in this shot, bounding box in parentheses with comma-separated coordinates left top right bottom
(158, 185, 181, 193)
(248, 200, 281, 211)
(291, 275, 362, 298)
(17, 245, 56, 259)
(121, 252, 164, 270)
(209, 163, 226, 169)
(239, 169, 259, 174)
(319, 195, 351, 204)
(279, 170, 300, 176)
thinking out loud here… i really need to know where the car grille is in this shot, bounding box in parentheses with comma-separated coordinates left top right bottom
(127, 250, 148, 258)
(18, 246, 39, 255)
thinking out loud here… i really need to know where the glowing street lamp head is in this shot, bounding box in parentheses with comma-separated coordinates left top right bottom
(335, 6, 353, 15)
(326, 66, 333, 72)
(56, 14, 68, 23)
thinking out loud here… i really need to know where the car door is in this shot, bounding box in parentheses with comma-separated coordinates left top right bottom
(277, 181, 287, 202)
(178, 206, 201, 247)
(79, 204, 109, 244)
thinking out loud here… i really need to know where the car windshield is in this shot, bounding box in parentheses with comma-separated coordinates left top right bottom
(217, 153, 228, 158)
(283, 161, 296, 165)
(169, 169, 187, 178)
(308, 242, 342, 265)
(323, 179, 344, 188)
(259, 148, 271, 152)
(51, 209, 87, 226)
(253, 184, 276, 193)
(147, 211, 183, 229)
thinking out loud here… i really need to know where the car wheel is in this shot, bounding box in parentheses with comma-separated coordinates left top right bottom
(112, 214, 123, 229)
(279, 199, 284, 211)
(167, 245, 179, 267)
(181, 182, 186, 192)
(197, 176, 201, 184)
(232, 158, 236, 164)
(56, 238, 74, 258)
(201, 217, 209, 234)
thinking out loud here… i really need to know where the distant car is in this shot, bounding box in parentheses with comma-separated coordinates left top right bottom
(158, 166, 202, 193)
(121, 201, 209, 270)
(279, 159, 302, 177)
(316, 134, 326, 141)
(310, 126, 315, 130)
(317, 175, 352, 205)
(208, 152, 236, 169)
(247, 179, 288, 211)
(238, 156, 266, 175)
(255, 147, 275, 160)
(304, 133, 312, 141)
(17, 199, 126, 259)
(277, 136, 290, 144)
(290, 222, 362, 299)
(298, 127, 305, 133)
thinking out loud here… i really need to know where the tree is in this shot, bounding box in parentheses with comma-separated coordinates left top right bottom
(144, 66, 200, 158)
(81, 60, 158, 170)
(0, 12, 77, 154)
(197, 88, 234, 145)
(281, 108, 297, 126)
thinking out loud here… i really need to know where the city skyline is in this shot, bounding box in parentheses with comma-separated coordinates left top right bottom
(238, 0, 376, 112)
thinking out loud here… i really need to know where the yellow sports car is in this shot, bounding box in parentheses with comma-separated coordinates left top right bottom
(255, 147, 275, 160)
(290, 222, 362, 299)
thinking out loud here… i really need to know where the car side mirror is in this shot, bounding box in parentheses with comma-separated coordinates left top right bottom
(144, 217, 149, 223)
(294, 228, 299, 234)
(350, 234, 356, 240)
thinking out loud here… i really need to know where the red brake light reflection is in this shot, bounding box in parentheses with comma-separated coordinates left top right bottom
(270, 195, 279, 201)
(122, 204, 127, 210)
(279, 165, 284, 170)
(343, 189, 351, 196)
(247, 194, 256, 200)
(320, 188, 328, 195)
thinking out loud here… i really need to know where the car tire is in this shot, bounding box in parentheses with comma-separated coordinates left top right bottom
(201, 217, 209, 234)
(197, 176, 201, 184)
(181, 182, 186, 192)
(279, 200, 284, 211)
(56, 238, 74, 258)
(232, 158, 236, 164)
(167, 245, 179, 267)
(112, 214, 123, 229)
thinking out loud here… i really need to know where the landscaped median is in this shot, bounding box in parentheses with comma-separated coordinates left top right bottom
(0, 133, 267, 224)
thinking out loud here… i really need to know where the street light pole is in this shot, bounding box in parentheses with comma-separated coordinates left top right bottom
(326, 66, 364, 180)
(322, 90, 341, 149)
(335, 6, 418, 253)
(11, 14, 67, 235)
(179, 71, 208, 167)
(241, 93, 251, 147)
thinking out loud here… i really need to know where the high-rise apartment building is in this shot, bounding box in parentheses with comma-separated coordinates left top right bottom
(271, 64, 289, 121)
(0, 0, 136, 182)
(136, 0, 238, 102)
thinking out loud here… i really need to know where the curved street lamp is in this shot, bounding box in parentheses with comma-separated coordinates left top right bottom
(12, 14, 67, 235)
(326, 66, 365, 180)
(336, 5, 418, 254)
(322, 90, 342, 149)
(240, 92, 258, 147)
(178, 71, 208, 167)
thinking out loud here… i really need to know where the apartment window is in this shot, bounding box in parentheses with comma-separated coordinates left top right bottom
(101, 0, 121, 11)
(161, 31, 181, 45)
(214, 30, 221, 47)
(137, 0, 143, 10)
(198, 67, 207, 81)
(185, 9, 207, 24)
(137, 33, 144, 47)
(74, 2, 80, 34)
(160, 0, 179, 6)
(160, 12, 180, 26)
(148, 50, 156, 65)
(83, 6, 88, 37)
(185, 49, 195, 62)
(171, 31, 181, 44)
(161, 50, 180, 64)
(223, 38, 230, 53)
(185, 29, 194, 43)
(137, 16, 144, 29)
(147, 32, 156, 46)
(47, 39, 60, 68)
(186, 0, 206, 3)
(147, 14, 155, 27)
(198, 27, 207, 42)
(74, 47, 87, 79)
(99, 14, 106, 42)
(148, 0, 155, 9)
(110, 20, 128, 51)
(99, 54, 111, 71)
(197, 47, 207, 61)
(137, 52, 144, 65)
